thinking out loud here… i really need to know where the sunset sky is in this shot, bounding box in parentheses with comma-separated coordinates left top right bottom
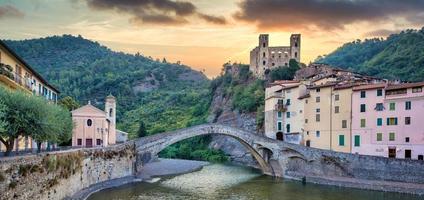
(1, 0, 424, 77)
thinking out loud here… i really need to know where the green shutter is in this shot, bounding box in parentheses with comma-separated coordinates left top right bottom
(339, 135, 345, 146)
(376, 133, 382, 141)
(354, 135, 360, 147)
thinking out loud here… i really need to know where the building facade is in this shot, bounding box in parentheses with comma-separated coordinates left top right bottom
(250, 34, 301, 78)
(351, 82, 424, 160)
(0, 40, 59, 152)
(71, 95, 117, 148)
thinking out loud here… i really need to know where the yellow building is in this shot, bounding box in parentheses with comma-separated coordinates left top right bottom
(0, 40, 59, 152)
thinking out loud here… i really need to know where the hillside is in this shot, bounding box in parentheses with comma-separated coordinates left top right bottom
(316, 28, 424, 82)
(5, 35, 211, 136)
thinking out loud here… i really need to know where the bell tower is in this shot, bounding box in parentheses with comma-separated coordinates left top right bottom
(105, 94, 116, 144)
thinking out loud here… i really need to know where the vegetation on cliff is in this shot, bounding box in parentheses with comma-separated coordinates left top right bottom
(316, 27, 424, 82)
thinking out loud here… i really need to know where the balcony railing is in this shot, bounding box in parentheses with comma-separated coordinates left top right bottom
(0, 63, 14, 80)
(275, 102, 287, 112)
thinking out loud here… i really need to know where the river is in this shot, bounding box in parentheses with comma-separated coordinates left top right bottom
(87, 164, 421, 200)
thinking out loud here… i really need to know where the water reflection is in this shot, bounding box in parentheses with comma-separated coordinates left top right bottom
(88, 164, 421, 200)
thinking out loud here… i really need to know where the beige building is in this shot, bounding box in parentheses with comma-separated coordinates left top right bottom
(71, 95, 116, 148)
(0, 40, 59, 152)
(250, 34, 301, 78)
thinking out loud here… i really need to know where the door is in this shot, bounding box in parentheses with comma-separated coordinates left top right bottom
(306, 140, 311, 147)
(86, 139, 93, 148)
(388, 147, 396, 158)
(405, 149, 411, 159)
(276, 132, 284, 141)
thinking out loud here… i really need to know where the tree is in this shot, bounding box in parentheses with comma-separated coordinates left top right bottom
(269, 59, 300, 82)
(58, 96, 80, 111)
(137, 120, 147, 138)
(0, 87, 73, 155)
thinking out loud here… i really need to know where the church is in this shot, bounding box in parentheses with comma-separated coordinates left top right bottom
(71, 95, 117, 147)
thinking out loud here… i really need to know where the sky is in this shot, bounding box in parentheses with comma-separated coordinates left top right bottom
(0, 0, 424, 78)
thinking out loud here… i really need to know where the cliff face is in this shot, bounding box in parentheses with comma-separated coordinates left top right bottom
(207, 64, 263, 167)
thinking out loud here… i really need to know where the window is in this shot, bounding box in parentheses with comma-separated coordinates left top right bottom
(316, 131, 320, 137)
(360, 104, 366, 112)
(342, 120, 347, 128)
(295, 52, 298, 58)
(389, 132, 395, 141)
(405, 101, 411, 110)
(412, 87, 422, 93)
(286, 112, 290, 118)
(387, 117, 398, 125)
(306, 140, 311, 147)
(405, 117, 411, 125)
(316, 88, 320, 93)
(263, 42, 266, 48)
(316, 114, 320, 122)
(263, 52, 266, 58)
(377, 89, 383, 96)
(109, 108, 113, 117)
(316, 108, 320, 113)
(376, 133, 382, 141)
(277, 112, 282, 118)
(263, 60, 266, 65)
(360, 91, 366, 98)
(96, 139, 102, 146)
(418, 155, 424, 160)
(375, 103, 384, 111)
(286, 124, 291, 133)
(316, 96, 320, 102)
(377, 118, 383, 126)
(87, 119, 93, 126)
(277, 122, 282, 131)
(335, 106, 340, 113)
(335, 94, 339, 101)
(354, 135, 360, 147)
(272, 63, 275, 66)
(286, 99, 291, 105)
(360, 119, 366, 127)
(305, 99, 308, 104)
(339, 135, 345, 146)
(77, 139, 82, 146)
(389, 102, 396, 111)
(405, 137, 410, 143)
(305, 119, 308, 123)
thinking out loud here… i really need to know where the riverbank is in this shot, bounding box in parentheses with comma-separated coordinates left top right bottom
(69, 158, 210, 200)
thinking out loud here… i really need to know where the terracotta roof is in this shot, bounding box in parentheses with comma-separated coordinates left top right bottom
(307, 82, 338, 89)
(334, 82, 362, 90)
(282, 84, 301, 90)
(0, 40, 60, 93)
(386, 82, 424, 91)
(272, 80, 300, 84)
(352, 83, 386, 91)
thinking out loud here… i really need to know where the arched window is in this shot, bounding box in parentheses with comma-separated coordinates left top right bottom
(87, 119, 92, 126)
(263, 52, 266, 57)
(109, 108, 113, 117)
(295, 52, 298, 58)
(263, 42, 266, 48)
(263, 60, 266, 65)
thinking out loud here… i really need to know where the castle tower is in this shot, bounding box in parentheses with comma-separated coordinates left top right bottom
(290, 34, 301, 62)
(105, 94, 116, 144)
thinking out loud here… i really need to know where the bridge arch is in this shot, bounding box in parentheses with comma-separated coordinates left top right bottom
(134, 124, 275, 175)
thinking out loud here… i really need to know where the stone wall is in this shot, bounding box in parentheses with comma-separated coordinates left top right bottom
(0, 143, 135, 200)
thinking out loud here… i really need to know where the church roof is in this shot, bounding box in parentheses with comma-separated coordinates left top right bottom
(71, 103, 106, 117)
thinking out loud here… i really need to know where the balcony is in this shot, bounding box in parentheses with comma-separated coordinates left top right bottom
(0, 63, 32, 93)
(275, 102, 287, 112)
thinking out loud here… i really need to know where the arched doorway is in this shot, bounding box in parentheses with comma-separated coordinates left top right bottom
(276, 132, 284, 141)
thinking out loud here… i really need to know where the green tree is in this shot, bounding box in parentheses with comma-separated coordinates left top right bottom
(269, 59, 300, 82)
(58, 96, 80, 111)
(137, 120, 147, 138)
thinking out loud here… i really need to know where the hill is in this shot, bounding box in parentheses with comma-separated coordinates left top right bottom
(5, 35, 211, 135)
(316, 28, 424, 82)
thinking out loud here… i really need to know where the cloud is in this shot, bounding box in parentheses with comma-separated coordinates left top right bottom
(233, 0, 424, 30)
(84, 0, 226, 26)
(0, 5, 24, 19)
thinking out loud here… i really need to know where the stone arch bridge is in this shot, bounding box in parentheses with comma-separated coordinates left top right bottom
(133, 124, 424, 189)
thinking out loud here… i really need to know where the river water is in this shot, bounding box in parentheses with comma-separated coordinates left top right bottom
(88, 164, 421, 200)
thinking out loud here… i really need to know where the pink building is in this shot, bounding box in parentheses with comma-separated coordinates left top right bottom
(71, 95, 116, 148)
(352, 82, 424, 160)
